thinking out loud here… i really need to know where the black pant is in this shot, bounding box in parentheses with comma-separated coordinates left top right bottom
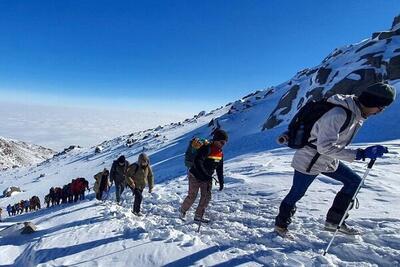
(133, 188, 144, 213)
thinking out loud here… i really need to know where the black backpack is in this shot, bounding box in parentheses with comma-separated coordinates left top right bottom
(286, 99, 352, 149)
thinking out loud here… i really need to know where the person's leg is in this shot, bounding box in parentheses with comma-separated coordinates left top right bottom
(323, 162, 362, 224)
(195, 180, 212, 219)
(181, 173, 201, 212)
(115, 183, 122, 203)
(275, 170, 317, 228)
(133, 188, 144, 213)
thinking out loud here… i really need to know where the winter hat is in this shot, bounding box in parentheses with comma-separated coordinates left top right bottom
(118, 155, 126, 163)
(213, 129, 228, 142)
(358, 82, 396, 108)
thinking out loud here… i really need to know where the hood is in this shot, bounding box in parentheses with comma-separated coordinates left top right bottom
(138, 153, 150, 165)
(327, 94, 364, 120)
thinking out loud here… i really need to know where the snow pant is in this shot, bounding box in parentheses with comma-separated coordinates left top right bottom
(115, 182, 125, 203)
(275, 162, 361, 228)
(7, 211, 11, 216)
(132, 188, 144, 213)
(181, 172, 212, 219)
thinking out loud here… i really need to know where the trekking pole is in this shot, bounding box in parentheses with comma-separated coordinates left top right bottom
(323, 159, 376, 256)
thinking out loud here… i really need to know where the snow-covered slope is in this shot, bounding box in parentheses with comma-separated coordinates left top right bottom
(1, 15, 400, 267)
(262, 16, 400, 142)
(0, 137, 55, 170)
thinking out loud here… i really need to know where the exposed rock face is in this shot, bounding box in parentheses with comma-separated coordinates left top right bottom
(388, 55, 400, 80)
(263, 85, 299, 130)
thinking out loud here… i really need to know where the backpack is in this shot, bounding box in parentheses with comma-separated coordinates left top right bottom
(286, 99, 352, 149)
(184, 137, 210, 168)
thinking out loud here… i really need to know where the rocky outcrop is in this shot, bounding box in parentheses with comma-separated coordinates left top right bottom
(262, 15, 399, 131)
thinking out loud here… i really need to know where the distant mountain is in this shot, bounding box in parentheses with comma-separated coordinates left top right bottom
(0, 137, 56, 170)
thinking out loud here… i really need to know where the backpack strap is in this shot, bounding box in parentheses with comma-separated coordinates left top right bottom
(339, 107, 352, 133)
(307, 105, 352, 146)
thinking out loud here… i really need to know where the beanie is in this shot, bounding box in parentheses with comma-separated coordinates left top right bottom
(213, 129, 228, 142)
(118, 155, 126, 163)
(358, 82, 396, 108)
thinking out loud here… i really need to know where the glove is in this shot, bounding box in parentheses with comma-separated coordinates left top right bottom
(219, 182, 224, 191)
(356, 145, 388, 160)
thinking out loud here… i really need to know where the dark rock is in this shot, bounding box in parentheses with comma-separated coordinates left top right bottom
(328, 71, 339, 83)
(373, 29, 400, 40)
(392, 15, 400, 30)
(316, 68, 332, 84)
(327, 69, 379, 97)
(3, 186, 22, 197)
(355, 41, 377, 53)
(388, 55, 400, 80)
(305, 87, 325, 101)
(263, 85, 300, 130)
(21, 222, 37, 234)
(359, 52, 383, 68)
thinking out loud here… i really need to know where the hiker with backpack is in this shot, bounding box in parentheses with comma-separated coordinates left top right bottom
(179, 129, 228, 223)
(94, 168, 110, 200)
(274, 82, 396, 238)
(125, 153, 154, 216)
(110, 155, 130, 204)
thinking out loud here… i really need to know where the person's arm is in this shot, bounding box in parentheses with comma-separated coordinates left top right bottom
(216, 158, 224, 191)
(148, 166, 154, 192)
(194, 145, 213, 180)
(110, 162, 116, 184)
(315, 107, 358, 162)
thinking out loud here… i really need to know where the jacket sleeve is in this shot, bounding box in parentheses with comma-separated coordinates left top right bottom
(110, 162, 116, 183)
(194, 145, 213, 180)
(125, 163, 137, 188)
(315, 107, 358, 162)
(216, 157, 224, 184)
(147, 166, 154, 189)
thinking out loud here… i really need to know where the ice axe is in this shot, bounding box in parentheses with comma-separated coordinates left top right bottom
(323, 159, 376, 256)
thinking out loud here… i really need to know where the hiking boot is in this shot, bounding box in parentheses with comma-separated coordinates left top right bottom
(194, 216, 210, 224)
(179, 208, 186, 221)
(132, 211, 143, 217)
(324, 221, 361, 235)
(274, 226, 295, 240)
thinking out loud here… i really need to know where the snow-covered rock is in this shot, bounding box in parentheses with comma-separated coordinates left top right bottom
(0, 137, 55, 170)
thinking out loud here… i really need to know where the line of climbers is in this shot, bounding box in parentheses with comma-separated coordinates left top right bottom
(5, 196, 41, 217)
(44, 178, 90, 208)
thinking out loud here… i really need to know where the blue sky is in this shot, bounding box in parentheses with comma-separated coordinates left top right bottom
(0, 0, 398, 114)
